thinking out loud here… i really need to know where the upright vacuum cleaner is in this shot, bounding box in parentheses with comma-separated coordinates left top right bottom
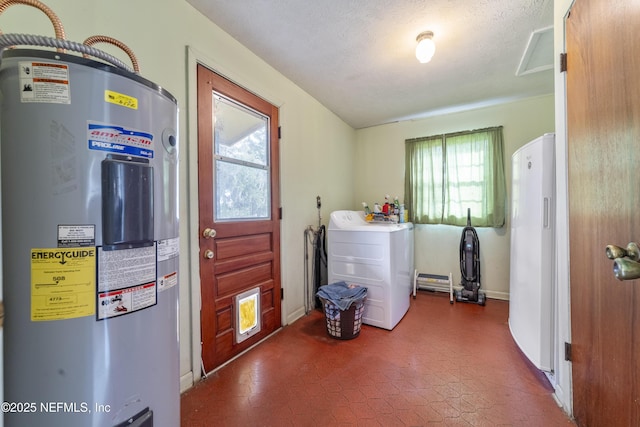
(455, 209, 486, 305)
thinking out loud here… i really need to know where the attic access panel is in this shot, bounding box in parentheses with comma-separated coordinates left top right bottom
(516, 26, 554, 76)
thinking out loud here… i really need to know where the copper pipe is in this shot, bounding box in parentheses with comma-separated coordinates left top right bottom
(0, 0, 66, 41)
(83, 35, 140, 73)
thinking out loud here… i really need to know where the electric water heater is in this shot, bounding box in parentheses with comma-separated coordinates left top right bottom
(0, 47, 179, 426)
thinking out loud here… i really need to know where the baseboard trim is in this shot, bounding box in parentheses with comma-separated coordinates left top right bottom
(180, 372, 193, 393)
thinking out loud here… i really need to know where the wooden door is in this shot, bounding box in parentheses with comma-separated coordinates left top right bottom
(566, 0, 640, 425)
(197, 64, 281, 373)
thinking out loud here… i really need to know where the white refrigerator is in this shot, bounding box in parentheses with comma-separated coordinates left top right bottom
(508, 133, 555, 372)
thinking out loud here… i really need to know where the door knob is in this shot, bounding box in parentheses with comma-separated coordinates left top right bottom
(606, 242, 640, 280)
(605, 242, 640, 261)
(202, 228, 216, 239)
(612, 257, 640, 281)
(203, 249, 214, 259)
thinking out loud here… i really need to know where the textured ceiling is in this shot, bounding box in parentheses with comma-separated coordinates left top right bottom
(186, 0, 554, 129)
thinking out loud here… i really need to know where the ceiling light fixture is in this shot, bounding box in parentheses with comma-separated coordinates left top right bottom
(415, 31, 435, 63)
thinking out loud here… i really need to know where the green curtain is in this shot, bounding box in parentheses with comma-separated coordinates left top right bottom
(405, 126, 506, 227)
(405, 134, 444, 224)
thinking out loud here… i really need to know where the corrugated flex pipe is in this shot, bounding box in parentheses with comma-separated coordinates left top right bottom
(83, 35, 140, 73)
(0, 33, 134, 72)
(0, 0, 66, 39)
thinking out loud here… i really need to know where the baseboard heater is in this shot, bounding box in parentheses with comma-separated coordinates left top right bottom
(412, 270, 454, 304)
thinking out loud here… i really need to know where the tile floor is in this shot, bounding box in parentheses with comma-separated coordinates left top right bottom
(180, 293, 575, 426)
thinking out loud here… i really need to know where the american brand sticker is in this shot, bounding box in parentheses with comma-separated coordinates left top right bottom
(87, 122, 154, 158)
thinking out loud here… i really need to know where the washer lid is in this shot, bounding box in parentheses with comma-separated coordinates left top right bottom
(328, 210, 412, 232)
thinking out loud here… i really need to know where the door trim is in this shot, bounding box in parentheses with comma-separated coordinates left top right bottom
(547, 0, 575, 417)
(186, 46, 284, 388)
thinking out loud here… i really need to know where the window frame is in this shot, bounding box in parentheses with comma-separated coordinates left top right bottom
(404, 126, 506, 227)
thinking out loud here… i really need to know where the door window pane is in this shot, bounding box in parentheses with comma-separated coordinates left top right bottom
(213, 92, 270, 221)
(215, 160, 269, 220)
(214, 94, 268, 166)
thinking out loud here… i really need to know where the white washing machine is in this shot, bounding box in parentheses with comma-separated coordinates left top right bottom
(328, 210, 414, 330)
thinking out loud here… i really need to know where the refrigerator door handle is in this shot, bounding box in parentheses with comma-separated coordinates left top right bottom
(543, 197, 550, 228)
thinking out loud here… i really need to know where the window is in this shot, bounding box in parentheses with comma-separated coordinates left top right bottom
(213, 92, 270, 221)
(404, 126, 506, 227)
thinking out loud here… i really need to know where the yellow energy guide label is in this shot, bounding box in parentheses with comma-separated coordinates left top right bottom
(31, 248, 96, 321)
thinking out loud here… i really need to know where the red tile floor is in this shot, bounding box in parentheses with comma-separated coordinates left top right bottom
(181, 293, 575, 426)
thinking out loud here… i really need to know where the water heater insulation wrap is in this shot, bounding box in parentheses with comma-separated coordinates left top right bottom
(0, 49, 179, 427)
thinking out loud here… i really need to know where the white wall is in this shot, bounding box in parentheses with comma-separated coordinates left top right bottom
(353, 95, 555, 299)
(2, 0, 356, 391)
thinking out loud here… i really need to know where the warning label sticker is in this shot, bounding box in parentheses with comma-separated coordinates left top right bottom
(158, 271, 178, 292)
(31, 248, 96, 321)
(87, 122, 154, 159)
(19, 61, 70, 104)
(97, 245, 157, 320)
(98, 282, 156, 320)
